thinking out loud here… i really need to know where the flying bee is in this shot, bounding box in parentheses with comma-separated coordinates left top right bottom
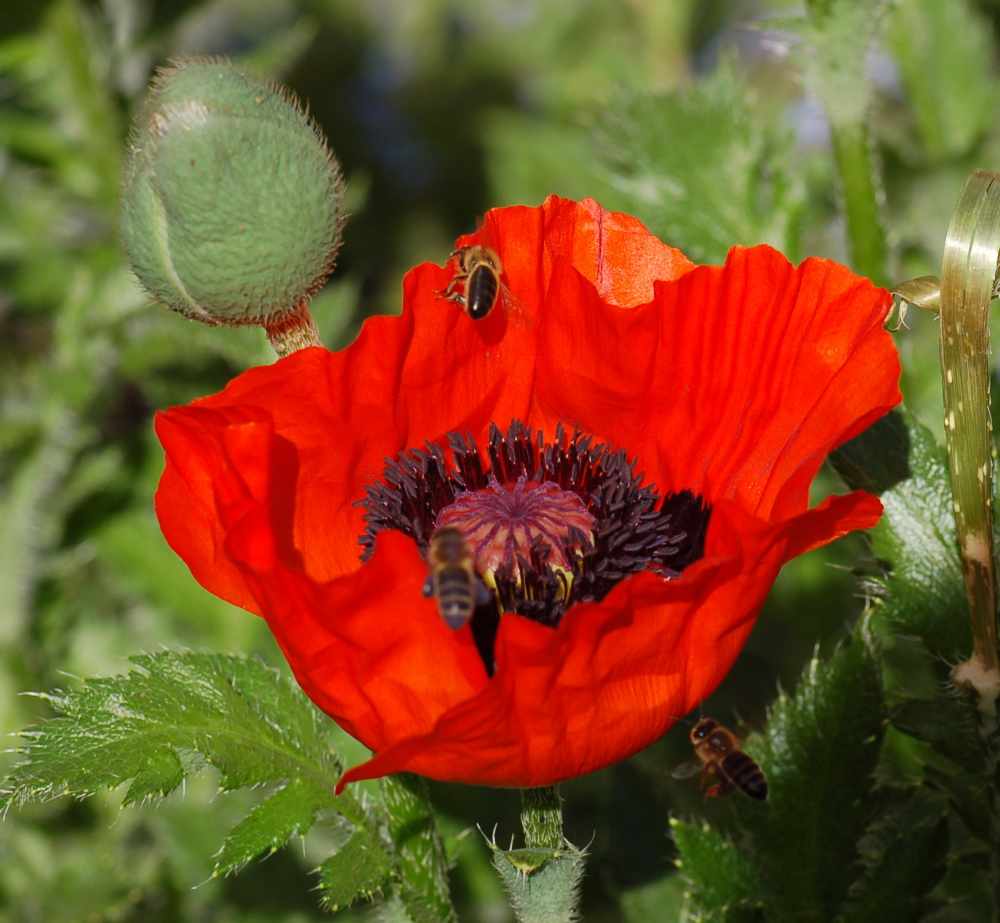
(436, 245, 504, 320)
(672, 717, 768, 801)
(423, 526, 492, 629)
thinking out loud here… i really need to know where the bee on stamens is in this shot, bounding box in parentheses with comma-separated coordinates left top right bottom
(423, 526, 492, 629)
(672, 717, 768, 801)
(436, 245, 503, 320)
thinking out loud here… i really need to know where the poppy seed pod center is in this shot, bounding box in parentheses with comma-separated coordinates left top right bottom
(359, 421, 711, 672)
(435, 475, 595, 578)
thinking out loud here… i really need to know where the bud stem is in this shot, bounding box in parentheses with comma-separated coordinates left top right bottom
(830, 121, 890, 286)
(264, 300, 322, 357)
(520, 786, 564, 849)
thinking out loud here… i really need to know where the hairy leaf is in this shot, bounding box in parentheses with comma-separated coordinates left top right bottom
(213, 778, 333, 877)
(838, 791, 948, 923)
(592, 63, 805, 264)
(670, 818, 759, 920)
(749, 634, 884, 920)
(832, 408, 968, 657)
(0, 651, 362, 831)
(317, 828, 394, 912)
(380, 775, 456, 923)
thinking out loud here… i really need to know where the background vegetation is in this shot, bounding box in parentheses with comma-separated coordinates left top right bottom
(1, 0, 998, 920)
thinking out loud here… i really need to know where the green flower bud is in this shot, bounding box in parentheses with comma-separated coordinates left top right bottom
(122, 58, 344, 330)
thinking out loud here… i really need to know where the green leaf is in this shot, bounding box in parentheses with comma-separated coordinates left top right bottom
(591, 62, 805, 264)
(670, 818, 759, 920)
(380, 775, 456, 923)
(837, 792, 948, 923)
(620, 874, 687, 923)
(887, 0, 995, 163)
(317, 828, 393, 912)
(831, 408, 968, 658)
(213, 778, 332, 877)
(889, 695, 986, 775)
(800, 0, 891, 282)
(41, 0, 122, 202)
(0, 651, 362, 826)
(0, 405, 85, 647)
(750, 634, 884, 920)
(122, 748, 185, 807)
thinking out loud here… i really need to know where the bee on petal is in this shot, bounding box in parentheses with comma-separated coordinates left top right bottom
(436, 245, 508, 320)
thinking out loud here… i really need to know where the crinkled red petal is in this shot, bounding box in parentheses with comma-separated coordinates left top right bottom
(527, 246, 901, 512)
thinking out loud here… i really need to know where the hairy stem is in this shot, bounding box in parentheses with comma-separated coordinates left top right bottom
(520, 786, 564, 849)
(264, 299, 322, 357)
(830, 120, 890, 286)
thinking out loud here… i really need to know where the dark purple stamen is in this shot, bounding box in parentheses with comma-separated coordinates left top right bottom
(358, 421, 710, 673)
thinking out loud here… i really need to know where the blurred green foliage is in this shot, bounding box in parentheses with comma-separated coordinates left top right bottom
(3, 0, 1000, 920)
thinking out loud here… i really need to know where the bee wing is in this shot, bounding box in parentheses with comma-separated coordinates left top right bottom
(671, 759, 703, 781)
(499, 282, 532, 329)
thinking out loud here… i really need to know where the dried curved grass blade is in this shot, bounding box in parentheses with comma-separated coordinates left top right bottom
(940, 170, 1000, 705)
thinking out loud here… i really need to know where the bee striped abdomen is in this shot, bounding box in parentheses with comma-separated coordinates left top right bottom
(427, 526, 478, 629)
(466, 263, 499, 319)
(686, 716, 768, 802)
(721, 751, 768, 800)
(433, 566, 476, 629)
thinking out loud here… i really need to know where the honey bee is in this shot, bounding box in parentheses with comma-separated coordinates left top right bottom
(436, 245, 503, 320)
(422, 526, 492, 629)
(672, 717, 768, 801)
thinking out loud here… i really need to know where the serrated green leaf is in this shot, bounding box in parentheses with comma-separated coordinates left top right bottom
(889, 696, 986, 774)
(832, 408, 968, 658)
(887, 0, 995, 163)
(838, 792, 948, 923)
(750, 634, 884, 920)
(0, 651, 362, 826)
(213, 777, 332, 877)
(122, 747, 184, 806)
(317, 828, 393, 912)
(591, 62, 805, 264)
(670, 818, 758, 919)
(923, 855, 996, 922)
(380, 775, 456, 923)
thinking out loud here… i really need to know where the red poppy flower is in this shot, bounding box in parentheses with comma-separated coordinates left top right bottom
(155, 196, 900, 791)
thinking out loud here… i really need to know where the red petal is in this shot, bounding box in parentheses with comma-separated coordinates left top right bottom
(468, 195, 694, 310)
(528, 246, 900, 519)
(234, 531, 488, 748)
(337, 490, 882, 790)
(156, 408, 271, 614)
